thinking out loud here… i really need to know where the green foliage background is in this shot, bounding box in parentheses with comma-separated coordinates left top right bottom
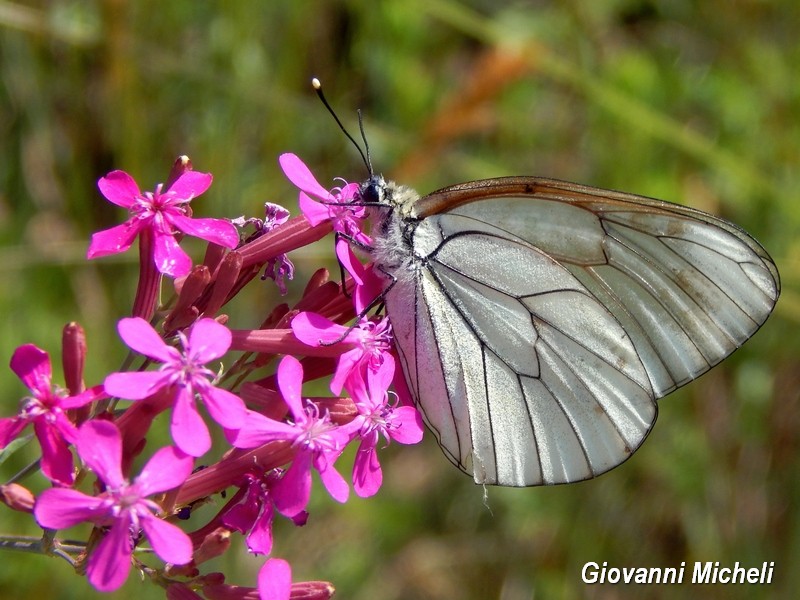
(1, 1, 798, 599)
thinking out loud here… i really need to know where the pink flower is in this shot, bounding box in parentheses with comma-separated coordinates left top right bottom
(34, 420, 194, 592)
(258, 557, 292, 600)
(229, 356, 352, 515)
(279, 153, 385, 313)
(220, 473, 276, 555)
(104, 318, 247, 457)
(220, 471, 307, 556)
(87, 169, 239, 277)
(233, 202, 295, 295)
(0, 344, 104, 485)
(233, 202, 291, 238)
(348, 355, 424, 497)
(291, 312, 393, 395)
(278, 153, 366, 244)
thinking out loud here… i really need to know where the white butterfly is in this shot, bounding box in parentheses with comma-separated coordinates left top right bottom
(362, 175, 779, 487)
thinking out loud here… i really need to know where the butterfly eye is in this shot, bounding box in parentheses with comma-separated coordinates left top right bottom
(360, 177, 385, 205)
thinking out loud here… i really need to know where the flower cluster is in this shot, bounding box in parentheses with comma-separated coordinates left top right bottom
(0, 155, 424, 599)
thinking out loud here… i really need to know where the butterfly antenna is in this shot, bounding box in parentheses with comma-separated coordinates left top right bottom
(357, 109, 373, 176)
(312, 78, 371, 175)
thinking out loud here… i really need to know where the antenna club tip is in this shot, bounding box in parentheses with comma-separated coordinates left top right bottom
(311, 77, 322, 90)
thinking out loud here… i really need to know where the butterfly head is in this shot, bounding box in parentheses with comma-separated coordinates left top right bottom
(359, 175, 387, 206)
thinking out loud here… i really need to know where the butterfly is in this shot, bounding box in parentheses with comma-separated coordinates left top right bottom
(308, 78, 780, 487)
(360, 174, 780, 487)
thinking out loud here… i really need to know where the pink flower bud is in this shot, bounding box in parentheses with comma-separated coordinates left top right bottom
(0, 483, 35, 513)
(61, 322, 87, 396)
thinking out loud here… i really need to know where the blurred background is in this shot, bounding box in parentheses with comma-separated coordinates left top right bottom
(0, 1, 798, 599)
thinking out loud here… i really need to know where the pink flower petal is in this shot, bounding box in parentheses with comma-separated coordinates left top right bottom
(153, 230, 193, 277)
(136, 446, 194, 496)
(166, 171, 213, 199)
(227, 411, 297, 449)
(60, 384, 106, 409)
(247, 506, 274, 555)
(290, 312, 349, 346)
(186, 318, 232, 363)
(368, 354, 396, 398)
(169, 214, 239, 249)
(34, 488, 104, 529)
(353, 445, 382, 498)
(353, 280, 379, 316)
(278, 153, 330, 199)
(332, 244, 383, 314)
(76, 420, 124, 488)
(222, 492, 259, 534)
(391, 406, 425, 444)
(200, 385, 247, 430)
(170, 388, 211, 457)
(276, 356, 304, 419)
(0, 417, 26, 448)
(141, 513, 194, 565)
(316, 456, 350, 503)
(86, 220, 142, 258)
(116, 317, 177, 363)
(9, 344, 51, 397)
(345, 366, 370, 407)
(273, 453, 312, 517)
(258, 557, 292, 600)
(86, 518, 134, 592)
(331, 348, 363, 396)
(103, 370, 172, 400)
(298, 192, 330, 226)
(335, 240, 364, 285)
(35, 420, 76, 485)
(49, 411, 79, 444)
(97, 170, 140, 208)
(352, 264, 385, 316)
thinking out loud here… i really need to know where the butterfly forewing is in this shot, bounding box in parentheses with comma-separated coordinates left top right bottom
(381, 176, 779, 487)
(417, 177, 779, 397)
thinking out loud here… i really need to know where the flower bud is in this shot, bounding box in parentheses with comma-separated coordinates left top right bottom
(202, 251, 243, 317)
(165, 265, 211, 332)
(61, 322, 87, 395)
(0, 483, 35, 513)
(289, 581, 336, 600)
(165, 155, 193, 190)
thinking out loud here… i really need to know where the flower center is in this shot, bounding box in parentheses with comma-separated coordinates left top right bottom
(293, 407, 340, 454)
(18, 394, 60, 422)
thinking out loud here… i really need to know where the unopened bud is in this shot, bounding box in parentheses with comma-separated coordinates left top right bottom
(290, 581, 336, 600)
(165, 265, 211, 332)
(165, 155, 193, 191)
(193, 527, 232, 565)
(0, 483, 35, 513)
(202, 251, 243, 317)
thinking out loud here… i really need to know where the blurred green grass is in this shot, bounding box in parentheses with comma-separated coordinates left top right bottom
(1, 1, 799, 598)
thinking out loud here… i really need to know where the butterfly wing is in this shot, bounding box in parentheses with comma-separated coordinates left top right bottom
(417, 177, 780, 398)
(386, 177, 779, 486)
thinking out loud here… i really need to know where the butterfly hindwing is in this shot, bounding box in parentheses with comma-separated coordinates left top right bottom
(386, 213, 657, 486)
